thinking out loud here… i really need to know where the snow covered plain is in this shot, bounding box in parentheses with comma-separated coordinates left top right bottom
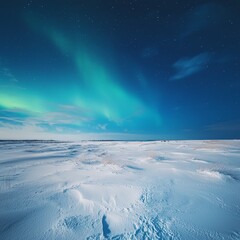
(0, 140, 240, 240)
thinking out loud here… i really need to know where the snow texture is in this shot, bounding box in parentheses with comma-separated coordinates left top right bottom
(0, 140, 240, 239)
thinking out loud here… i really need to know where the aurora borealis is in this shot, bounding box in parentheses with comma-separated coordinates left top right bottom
(0, 1, 240, 140)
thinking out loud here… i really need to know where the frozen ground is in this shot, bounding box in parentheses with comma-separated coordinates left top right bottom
(0, 140, 240, 240)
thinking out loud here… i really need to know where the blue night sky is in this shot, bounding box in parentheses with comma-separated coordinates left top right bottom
(0, 0, 240, 140)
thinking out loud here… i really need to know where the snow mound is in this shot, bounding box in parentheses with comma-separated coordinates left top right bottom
(0, 140, 240, 239)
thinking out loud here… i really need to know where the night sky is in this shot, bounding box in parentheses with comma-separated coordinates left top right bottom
(0, 0, 240, 140)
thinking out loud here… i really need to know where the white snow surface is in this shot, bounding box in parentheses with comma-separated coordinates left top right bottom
(0, 140, 240, 240)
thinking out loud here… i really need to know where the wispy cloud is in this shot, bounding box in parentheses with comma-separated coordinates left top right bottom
(0, 67, 18, 83)
(170, 52, 211, 80)
(0, 120, 161, 141)
(0, 116, 25, 126)
(141, 46, 159, 58)
(182, 3, 224, 38)
(97, 124, 107, 131)
(204, 120, 240, 133)
(203, 120, 240, 139)
(0, 65, 26, 90)
(0, 103, 86, 136)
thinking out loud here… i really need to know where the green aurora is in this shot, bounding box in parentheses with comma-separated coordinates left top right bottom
(0, 13, 161, 139)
